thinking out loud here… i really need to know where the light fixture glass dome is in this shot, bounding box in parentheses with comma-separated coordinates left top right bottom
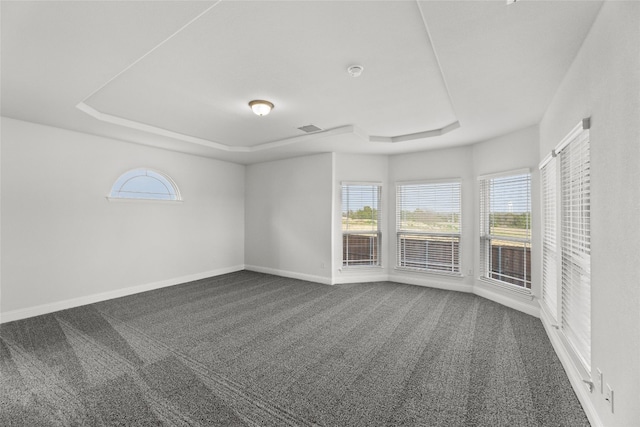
(249, 100, 274, 116)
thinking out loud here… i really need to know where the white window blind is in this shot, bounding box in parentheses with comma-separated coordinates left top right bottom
(540, 155, 559, 320)
(479, 171, 532, 289)
(396, 181, 461, 273)
(559, 126, 591, 371)
(342, 184, 382, 267)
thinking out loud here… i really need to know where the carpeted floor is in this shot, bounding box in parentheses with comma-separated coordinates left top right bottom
(0, 270, 589, 426)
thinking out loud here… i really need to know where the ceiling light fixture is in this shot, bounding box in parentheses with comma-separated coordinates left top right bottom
(249, 100, 274, 116)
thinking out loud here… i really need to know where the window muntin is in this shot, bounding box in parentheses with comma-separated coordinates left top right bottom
(479, 172, 532, 289)
(109, 169, 180, 201)
(396, 181, 461, 274)
(342, 184, 382, 267)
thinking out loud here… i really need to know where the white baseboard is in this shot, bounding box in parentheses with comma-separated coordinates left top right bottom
(473, 284, 540, 318)
(245, 265, 332, 285)
(0, 265, 245, 324)
(539, 305, 603, 427)
(332, 268, 388, 285)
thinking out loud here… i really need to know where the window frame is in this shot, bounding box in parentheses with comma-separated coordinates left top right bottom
(107, 168, 182, 202)
(539, 119, 591, 376)
(395, 179, 462, 275)
(540, 153, 559, 321)
(341, 182, 382, 268)
(478, 169, 532, 291)
(558, 122, 592, 373)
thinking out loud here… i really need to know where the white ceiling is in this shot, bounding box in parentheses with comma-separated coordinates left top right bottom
(1, 1, 603, 165)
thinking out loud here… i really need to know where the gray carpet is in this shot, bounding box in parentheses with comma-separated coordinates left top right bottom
(0, 270, 589, 426)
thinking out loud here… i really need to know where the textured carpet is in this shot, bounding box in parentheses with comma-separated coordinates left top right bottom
(0, 270, 589, 426)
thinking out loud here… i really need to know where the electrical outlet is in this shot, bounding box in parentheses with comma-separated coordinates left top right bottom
(595, 369, 603, 394)
(605, 384, 614, 413)
(320, 262, 325, 269)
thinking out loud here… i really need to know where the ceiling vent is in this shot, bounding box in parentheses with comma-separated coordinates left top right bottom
(297, 124, 323, 133)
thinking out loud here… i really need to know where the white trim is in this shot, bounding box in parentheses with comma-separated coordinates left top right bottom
(330, 152, 337, 277)
(394, 266, 463, 278)
(79, 100, 460, 153)
(390, 270, 473, 293)
(555, 119, 589, 154)
(106, 197, 183, 204)
(244, 265, 332, 285)
(334, 265, 387, 284)
(538, 150, 556, 170)
(339, 265, 385, 271)
(340, 181, 384, 186)
(0, 265, 245, 324)
(477, 167, 531, 181)
(76, 102, 237, 152)
(388, 121, 460, 142)
(478, 277, 533, 296)
(78, 101, 357, 153)
(540, 306, 603, 427)
(395, 177, 462, 186)
(473, 282, 539, 318)
(538, 301, 560, 329)
(333, 273, 388, 285)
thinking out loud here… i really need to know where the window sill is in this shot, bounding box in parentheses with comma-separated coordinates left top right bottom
(106, 197, 183, 204)
(394, 267, 463, 278)
(339, 265, 383, 271)
(478, 277, 533, 298)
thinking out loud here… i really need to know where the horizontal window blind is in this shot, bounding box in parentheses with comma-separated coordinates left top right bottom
(342, 184, 381, 267)
(559, 128, 591, 371)
(396, 181, 461, 273)
(479, 172, 532, 289)
(541, 156, 559, 320)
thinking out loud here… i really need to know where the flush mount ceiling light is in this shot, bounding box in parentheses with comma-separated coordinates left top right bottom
(347, 65, 364, 77)
(249, 100, 274, 116)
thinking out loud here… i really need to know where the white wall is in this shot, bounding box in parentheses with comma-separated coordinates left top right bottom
(333, 153, 389, 283)
(539, 2, 640, 426)
(472, 125, 541, 316)
(244, 153, 333, 283)
(1, 117, 245, 319)
(388, 146, 474, 293)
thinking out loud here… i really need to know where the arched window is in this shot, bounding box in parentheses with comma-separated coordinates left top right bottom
(108, 169, 181, 201)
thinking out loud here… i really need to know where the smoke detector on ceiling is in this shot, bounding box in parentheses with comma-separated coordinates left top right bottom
(347, 65, 364, 77)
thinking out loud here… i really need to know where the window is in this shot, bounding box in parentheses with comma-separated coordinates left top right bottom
(540, 155, 558, 320)
(540, 120, 591, 372)
(396, 181, 461, 274)
(342, 183, 381, 267)
(109, 169, 181, 201)
(559, 122, 591, 371)
(479, 171, 531, 289)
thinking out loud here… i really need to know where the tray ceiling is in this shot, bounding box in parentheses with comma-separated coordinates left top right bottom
(1, 1, 603, 164)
